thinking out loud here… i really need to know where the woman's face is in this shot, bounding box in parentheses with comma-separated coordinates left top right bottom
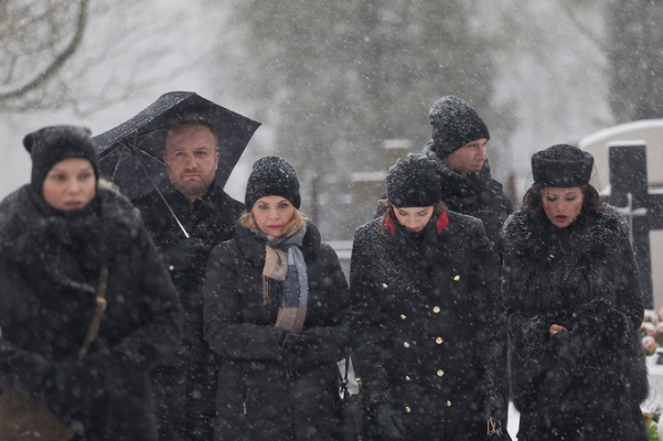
(251, 195, 296, 237)
(542, 186, 584, 228)
(42, 158, 96, 211)
(393, 206, 434, 232)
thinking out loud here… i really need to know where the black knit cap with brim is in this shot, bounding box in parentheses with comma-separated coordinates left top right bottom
(386, 155, 442, 208)
(23, 125, 100, 194)
(428, 95, 490, 158)
(531, 144, 594, 187)
(245, 156, 301, 209)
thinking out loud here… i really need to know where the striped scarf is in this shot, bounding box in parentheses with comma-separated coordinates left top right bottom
(258, 224, 308, 333)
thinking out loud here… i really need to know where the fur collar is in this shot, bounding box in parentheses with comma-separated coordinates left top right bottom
(502, 205, 627, 312)
(0, 185, 142, 293)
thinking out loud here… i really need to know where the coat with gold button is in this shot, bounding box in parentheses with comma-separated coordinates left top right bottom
(350, 210, 504, 439)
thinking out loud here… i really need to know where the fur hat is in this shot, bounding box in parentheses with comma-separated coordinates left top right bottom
(245, 156, 301, 209)
(532, 144, 594, 187)
(23, 125, 100, 194)
(386, 155, 442, 208)
(428, 96, 490, 158)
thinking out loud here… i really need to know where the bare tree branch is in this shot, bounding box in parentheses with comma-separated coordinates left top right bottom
(0, 0, 87, 100)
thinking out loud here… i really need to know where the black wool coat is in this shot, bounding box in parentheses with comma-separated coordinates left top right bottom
(501, 206, 648, 441)
(132, 179, 244, 441)
(203, 222, 351, 441)
(423, 141, 513, 252)
(350, 212, 505, 441)
(0, 186, 182, 441)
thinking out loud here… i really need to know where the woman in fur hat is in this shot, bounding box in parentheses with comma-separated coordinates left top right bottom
(0, 126, 183, 441)
(502, 144, 648, 440)
(203, 156, 350, 441)
(350, 155, 508, 441)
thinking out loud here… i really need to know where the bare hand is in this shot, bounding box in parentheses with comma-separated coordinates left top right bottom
(548, 324, 567, 346)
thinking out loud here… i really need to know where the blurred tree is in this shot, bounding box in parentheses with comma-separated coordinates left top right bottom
(0, 0, 204, 115)
(220, 0, 502, 238)
(607, 0, 663, 122)
(0, 0, 87, 109)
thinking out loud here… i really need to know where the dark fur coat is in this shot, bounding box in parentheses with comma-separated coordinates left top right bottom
(0, 186, 182, 441)
(501, 206, 647, 441)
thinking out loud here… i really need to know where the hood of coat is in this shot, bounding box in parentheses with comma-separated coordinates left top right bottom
(502, 205, 627, 312)
(422, 140, 503, 207)
(234, 220, 322, 267)
(0, 185, 142, 293)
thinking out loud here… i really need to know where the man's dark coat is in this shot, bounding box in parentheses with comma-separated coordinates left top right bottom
(133, 179, 244, 441)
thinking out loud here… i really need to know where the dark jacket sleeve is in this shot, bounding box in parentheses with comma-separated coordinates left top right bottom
(85, 227, 183, 384)
(467, 222, 508, 403)
(349, 227, 392, 408)
(203, 242, 290, 360)
(0, 261, 53, 394)
(300, 243, 351, 364)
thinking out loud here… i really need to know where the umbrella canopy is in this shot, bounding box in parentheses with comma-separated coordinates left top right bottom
(94, 91, 261, 200)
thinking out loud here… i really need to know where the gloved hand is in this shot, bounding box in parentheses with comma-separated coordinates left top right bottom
(482, 396, 507, 423)
(372, 403, 405, 440)
(164, 238, 210, 272)
(37, 359, 104, 423)
(483, 396, 511, 440)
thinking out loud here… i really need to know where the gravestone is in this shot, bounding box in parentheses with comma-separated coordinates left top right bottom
(602, 143, 663, 308)
(580, 120, 663, 308)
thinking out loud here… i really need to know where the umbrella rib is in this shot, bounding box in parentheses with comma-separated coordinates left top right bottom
(130, 149, 190, 239)
(110, 146, 129, 182)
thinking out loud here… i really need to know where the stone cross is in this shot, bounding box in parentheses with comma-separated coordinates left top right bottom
(602, 143, 663, 308)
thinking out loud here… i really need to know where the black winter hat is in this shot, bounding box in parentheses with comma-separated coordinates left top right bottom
(23, 125, 100, 194)
(428, 96, 490, 158)
(245, 156, 301, 209)
(386, 155, 442, 208)
(531, 144, 594, 187)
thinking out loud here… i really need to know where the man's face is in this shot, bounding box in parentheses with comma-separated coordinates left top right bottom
(163, 124, 219, 202)
(442, 138, 488, 175)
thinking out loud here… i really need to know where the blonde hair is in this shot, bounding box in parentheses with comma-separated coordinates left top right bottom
(240, 209, 309, 238)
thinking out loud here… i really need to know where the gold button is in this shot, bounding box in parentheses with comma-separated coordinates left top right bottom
(405, 375, 411, 381)
(433, 306, 440, 313)
(453, 275, 460, 281)
(405, 406, 411, 413)
(400, 314, 407, 320)
(446, 400, 452, 407)
(403, 342, 410, 348)
(437, 370, 445, 377)
(382, 283, 388, 289)
(435, 337, 443, 344)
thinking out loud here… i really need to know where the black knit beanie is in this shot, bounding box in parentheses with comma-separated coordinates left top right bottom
(23, 125, 100, 194)
(386, 155, 442, 208)
(245, 156, 301, 209)
(428, 96, 490, 158)
(531, 144, 594, 187)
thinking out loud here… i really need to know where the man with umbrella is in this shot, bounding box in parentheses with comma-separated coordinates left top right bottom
(133, 114, 244, 441)
(95, 92, 260, 441)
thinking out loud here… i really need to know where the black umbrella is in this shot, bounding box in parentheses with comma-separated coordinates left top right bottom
(94, 91, 261, 237)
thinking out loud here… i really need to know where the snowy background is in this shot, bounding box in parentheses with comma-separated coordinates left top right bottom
(0, 0, 655, 240)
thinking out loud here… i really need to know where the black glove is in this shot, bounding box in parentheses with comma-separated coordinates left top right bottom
(373, 403, 405, 440)
(37, 359, 104, 423)
(164, 238, 210, 272)
(482, 396, 507, 423)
